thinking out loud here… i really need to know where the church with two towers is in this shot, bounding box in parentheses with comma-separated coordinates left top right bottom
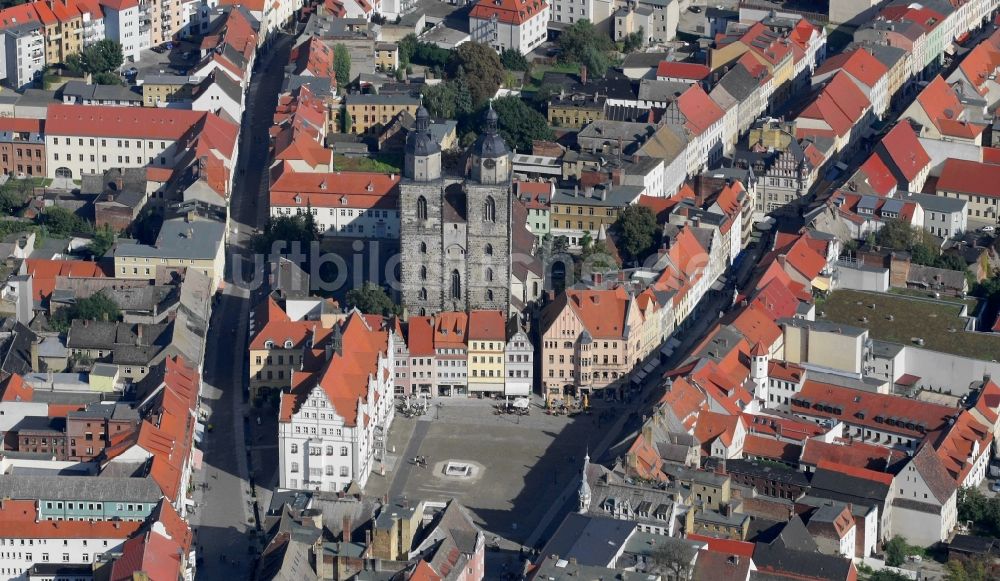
(399, 106, 514, 315)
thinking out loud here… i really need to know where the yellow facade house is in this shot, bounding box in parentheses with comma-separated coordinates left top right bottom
(467, 310, 507, 396)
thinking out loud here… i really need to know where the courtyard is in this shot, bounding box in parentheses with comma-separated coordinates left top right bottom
(364, 396, 638, 547)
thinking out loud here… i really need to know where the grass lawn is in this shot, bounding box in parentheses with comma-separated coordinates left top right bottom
(820, 290, 1000, 361)
(331, 153, 401, 174)
(525, 62, 581, 89)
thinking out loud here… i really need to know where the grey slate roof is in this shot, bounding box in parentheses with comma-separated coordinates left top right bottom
(0, 474, 162, 502)
(115, 217, 225, 260)
(540, 513, 636, 567)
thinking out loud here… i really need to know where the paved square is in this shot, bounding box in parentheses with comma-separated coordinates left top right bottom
(367, 398, 620, 544)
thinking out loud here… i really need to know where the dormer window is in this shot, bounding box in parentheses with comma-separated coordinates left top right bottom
(284, 340, 294, 348)
(264, 340, 274, 349)
(341, 196, 348, 205)
(294, 195, 301, 205)
(366, 182, 374, 192)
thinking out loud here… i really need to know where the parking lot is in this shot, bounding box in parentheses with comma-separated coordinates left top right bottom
(365, 396, 628, 545)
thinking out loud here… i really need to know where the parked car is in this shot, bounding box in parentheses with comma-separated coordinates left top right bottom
(151, 45, 167, 53)
(991, 480, 1000, 492)
(982, 225, 995, 233)
(688, 5, 702, 12)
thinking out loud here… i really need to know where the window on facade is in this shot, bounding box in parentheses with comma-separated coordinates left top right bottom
(417, 196, 428, 220)
(484, 196, 496, 222)
(485, 267, 494, 282)
(340, 466, 349, 477)
(291, 462, 299, 473)
(451, 270, 461, 299)
(420, 265, 427, 280)
(290, 444, 298, 453)
(485, 243, 493, 255)
(340, 446, 348, 456)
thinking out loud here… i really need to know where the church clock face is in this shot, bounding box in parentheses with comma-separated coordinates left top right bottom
(483, 158, 496, 169)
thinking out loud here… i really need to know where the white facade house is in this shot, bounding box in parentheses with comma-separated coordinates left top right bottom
(469, 0, 549, 55)
(0, 529, 130, 580)
(190, 73, 243, 123)
(43, 105, 237, 180)
(268, 172, 401, 239)
(504, 328, 533, 396)
(548, 0, 613, 31)
(278, 314, 395, 492)
(1, 24, 45, 90)
(100, 0, 145, 63)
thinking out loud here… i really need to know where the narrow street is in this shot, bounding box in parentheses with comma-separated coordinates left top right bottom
(190, 34, 293, 580)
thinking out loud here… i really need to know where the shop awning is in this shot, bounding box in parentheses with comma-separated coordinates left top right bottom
(192, 448, 204, 470)
(812, 277, 831, 291)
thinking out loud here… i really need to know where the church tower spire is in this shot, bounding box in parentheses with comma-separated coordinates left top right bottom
(470, 103, 510, 185)
(404, 105, 441, 182)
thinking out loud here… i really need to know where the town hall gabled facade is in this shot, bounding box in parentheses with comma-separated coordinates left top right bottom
(399, 106, 513, 315)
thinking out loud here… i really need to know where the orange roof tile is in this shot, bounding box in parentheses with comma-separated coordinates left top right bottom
(800, 438, 906, 471)
(816, 459, 894, 486)
(742, 434, 801, 463)
(467, 310, 506, 341)
(0, 516, 141, 538)
(0, 373, 32, 402)
(469, 0, 546, 26)
(564, 287, 631, 339)
(731, 305, 782, 350)
(269, 171, 399, 210)
(25, 259, 106, 302)
(815, 47, 887, 88)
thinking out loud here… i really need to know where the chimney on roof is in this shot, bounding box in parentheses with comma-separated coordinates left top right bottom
(136, 325, 143, 345)
(342, 515, 352, 542)
(580, 65, 588, 85)
(715, 457, 727, 476)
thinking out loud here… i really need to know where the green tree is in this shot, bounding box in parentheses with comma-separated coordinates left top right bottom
(622, 29, 644, 53)
(333, 44, 351, 89)
(81, 40, 124, 74)
(883, 536, 909, 567)
(0, 178, 35, 214)
(92, 71, 122, 86)
(63, 53, 85, 75)
(490, 96, 555, 152)
(422, 81, 459, 119)
(500, 48, 530, 71)
(253, 215, 318, 255)
(446, 42, 504, 107)
(51, 291, 122, 332)
(40, 207, 93, 238)
(345, 281, 400, 316)
(341, 107, 353, 133)
(552, 235, 570, 254)
(946, 556, 994, 581)
(557, 19, 616, 77)
(614, 205, 658, 262)
(398, 33, 417, 65)
(87, 225, 115, 258)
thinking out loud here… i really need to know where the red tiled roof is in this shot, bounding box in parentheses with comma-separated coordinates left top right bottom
(563, 286, 632, 340)
(768, 361, 804, 384)
(270, 170, 399, 210)
(110, 529, 184, 581)
(0, 117, 42, 133)
(46, 104, 208, 140)
(731, 305, 782, 349)
(433, 312, 468, 348)
(0, 4, 40, 28)
(0, 516, 141, 539)
(742, 434, 801, 462)
(742, 411, 824, 442)
(694, 410, 743, 450)
(795, 381, 957, 439)
(815, 47, 888, 88)
(280, 313, 389, 426)
(467, 310, 506, 341)
(656, 61, 710, 81)
(406, 316, 434, 356)
(25, 259, 106, 302)
(800, 438, 906, 471)
(915, 76, 971, 135)
(469, 0, 546, 26)
(824, 71, 871, 124)
(660, 376, 707, 431)
(955, 29, 1000, 95)
(877, 121, 930, 183)
(816, 459, 894, 486)
(781, 236, 826, 281)
(0, 373, 32, 402)
(677, 85, 724, 136)
(98, 0, 139, 10)
(750, 278, 801, 320)
(859, 155, 898, 196)
(937, 158, 1000, 199)
(687, 533, 756, 557)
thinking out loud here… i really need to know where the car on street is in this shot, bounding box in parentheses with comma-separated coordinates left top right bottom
(982, 225, 995, 233)
(151, 45, 167, 53)
(688, 5, 702, 12)
(991, 480, 1000, 492)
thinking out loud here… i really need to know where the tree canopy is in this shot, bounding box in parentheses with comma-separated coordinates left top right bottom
(66, 40, 123, 76)
(87, 225, 115, 258)
(0, 178, 35, 214)
(253, 215, 319, 255)
(557, 20, 617, 77)
(421, 78, 474, 122)
(490, 96, 554, 152)
(874, 218, 968, 271)
(398, 34, 449, 69)
(500, 48, 530, 71)
(333, 44, 351, 89)
(345, 281, 400, 316)
(446, 42, 504, 107)
(51, 292, 121, 332)
(40, 207, 93, 238)
(614, 205, 658, 263)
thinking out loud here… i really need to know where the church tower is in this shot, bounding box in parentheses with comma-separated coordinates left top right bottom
(464, 105, 511, 311)
(398, 106, 512, 315)
(751, 342, 770, 401)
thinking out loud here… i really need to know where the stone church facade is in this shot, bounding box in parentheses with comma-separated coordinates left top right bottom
(400, 106, 512, 315)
